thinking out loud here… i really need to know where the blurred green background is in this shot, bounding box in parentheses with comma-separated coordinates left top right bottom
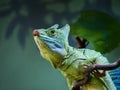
(0, 0, 120, 90)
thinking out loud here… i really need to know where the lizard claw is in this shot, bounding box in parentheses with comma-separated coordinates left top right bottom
(83, 62, 106, 78)
(92, 70, 106, 77)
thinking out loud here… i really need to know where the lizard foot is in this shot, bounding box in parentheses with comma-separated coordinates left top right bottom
(83, 61, 106, 78)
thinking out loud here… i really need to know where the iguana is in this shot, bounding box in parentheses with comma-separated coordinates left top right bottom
(33, 24, 120, 90)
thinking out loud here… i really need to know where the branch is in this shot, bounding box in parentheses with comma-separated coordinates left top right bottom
(72, 58, 120, 90)
(85, 58, 120, 73)
(75, 36, 89, 48)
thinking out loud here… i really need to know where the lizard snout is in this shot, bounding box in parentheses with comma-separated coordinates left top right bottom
(33, 30, 39, 36)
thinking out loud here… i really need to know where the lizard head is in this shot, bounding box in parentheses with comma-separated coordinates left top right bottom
(33, 24, 70, 68)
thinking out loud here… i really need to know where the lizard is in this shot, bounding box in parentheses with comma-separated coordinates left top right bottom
(33, 24, 120, 90)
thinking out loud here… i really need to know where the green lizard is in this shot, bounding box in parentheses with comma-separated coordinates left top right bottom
(33, 24, 117, 90)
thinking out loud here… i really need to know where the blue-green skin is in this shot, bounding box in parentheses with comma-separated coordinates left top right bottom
(33, 24, 116, 90)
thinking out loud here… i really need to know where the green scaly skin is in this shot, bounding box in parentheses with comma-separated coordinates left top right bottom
(33, 24, 116, 90)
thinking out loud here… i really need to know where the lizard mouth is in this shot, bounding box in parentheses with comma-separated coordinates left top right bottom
(33, 30, 39, 36)
(33, 30, 48, 49)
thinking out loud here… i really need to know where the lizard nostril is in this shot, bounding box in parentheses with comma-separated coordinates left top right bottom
(33, 30, 39, 36)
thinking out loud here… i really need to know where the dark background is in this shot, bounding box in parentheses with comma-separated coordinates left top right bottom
(0, 0, 120, 90)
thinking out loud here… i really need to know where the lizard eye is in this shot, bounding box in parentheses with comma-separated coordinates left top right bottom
(50, 30, 56, 36)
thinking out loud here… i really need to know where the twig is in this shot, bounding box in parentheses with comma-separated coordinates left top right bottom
(75, 36, 89, 48)
(85, 58, 120, 73)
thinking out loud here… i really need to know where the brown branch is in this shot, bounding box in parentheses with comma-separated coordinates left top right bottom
(72, 75, 90, 90)
(85, 58, 120, 74)
(75, 36, 89, 48)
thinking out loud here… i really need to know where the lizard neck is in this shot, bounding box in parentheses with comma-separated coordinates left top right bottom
(44, 42, 74, 69)
(58, 44, 75, 69)
(64, 43, 75, 57)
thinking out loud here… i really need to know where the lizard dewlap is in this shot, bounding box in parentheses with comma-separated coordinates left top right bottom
(33, 24, 116, 90)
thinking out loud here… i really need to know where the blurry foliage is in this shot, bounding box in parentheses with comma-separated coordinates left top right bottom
(111, 0, 120, 16)
(0, 0, 120, 51)
(68, 0, 84, 13)
(46, 2, 65, 13)
(88, 0, 96, 4)
(71, 10, 120, 53)
(0, 0, 78, 47)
